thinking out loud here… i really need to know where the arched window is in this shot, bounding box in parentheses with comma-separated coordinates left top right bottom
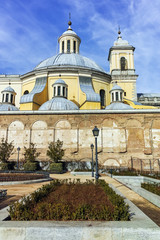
(6, 93, 9, 102)
(100, 89, 105, 108)
(58, 86, 61, 96)
(62, 41, 64, 53)
(73, 41, 76, 53)
(120, 57, 127, 70)
(24, 90, 29, 95)
(63, 86, 65, 97)
(67, 40, 70, 53)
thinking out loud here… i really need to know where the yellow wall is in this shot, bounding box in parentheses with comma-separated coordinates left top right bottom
(92, 78, 110, 106)
(21, 79, 36, 96)
(110, 50, 134, 72)
(80, 101, 100, 110)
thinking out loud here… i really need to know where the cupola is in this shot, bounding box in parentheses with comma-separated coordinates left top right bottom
(1, 85, 17, 105)
(52, 79, 68, 98)
(110, 83, 124, 103)
(58, 20, 81, 54)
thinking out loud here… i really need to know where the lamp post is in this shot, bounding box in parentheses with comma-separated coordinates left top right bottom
(17, 147, 20, 169)
(92, 126, 99, 180)
(90, 144, 94, 177)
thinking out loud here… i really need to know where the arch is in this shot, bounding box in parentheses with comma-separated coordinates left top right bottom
(100, 89, 105, 108)
(79, 120, 93, 128)
(55, 120, 71, 129)
(24, 90, 29, 95)
(32, 121, 48, 130)
(8, 120, 24, 131)
(120, 57, 128, 70)
(125, 119, 142, 128)
(103, 159, 120, 167)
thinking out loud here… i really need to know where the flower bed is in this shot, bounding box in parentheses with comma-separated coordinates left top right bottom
(141, 183, 160, 196)
(8, 179, 130, 221)
(0, 173, 46, 182)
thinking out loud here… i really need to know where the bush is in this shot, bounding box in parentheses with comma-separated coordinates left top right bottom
(141, 183, 160, 196)
(47, 140, 64, 163)
(0, 138, 14, 163)
(24, 143, 40, 162)
(23, 162, 39, 171)
(50, 163, 63, 173)
(0, 161, 15, 170)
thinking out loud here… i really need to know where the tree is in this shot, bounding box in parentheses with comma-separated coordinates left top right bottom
(0, 138, 14, 163)
(24, 143, 40, 162)
(47, 140, 64, 163)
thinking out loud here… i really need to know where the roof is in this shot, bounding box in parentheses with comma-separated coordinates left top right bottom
(39, 97, 79, 111)
(105, 102, 133, 110)
(0, 103, 19, 111)
(53, 79, 67, 85)
(62, 29, 77, 36)
(34, 53, 106, 73)
(110, 84, 123, 91)
(2, 86, 16, 93)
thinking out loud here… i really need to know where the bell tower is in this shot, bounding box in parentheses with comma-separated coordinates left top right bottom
(108, 29, 138, 101)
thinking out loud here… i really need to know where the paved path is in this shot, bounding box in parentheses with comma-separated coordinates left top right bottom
(0, 173, 160, 227)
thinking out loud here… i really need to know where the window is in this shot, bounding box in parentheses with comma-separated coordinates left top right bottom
(54, 87, 56, 96)
(63, 87, 65, 97)
(120, 92, 122, 101)
(58, 86, 61, 96)
(73, 41, 76, 53)
(112, 92, 114, 102)
(124, 92, 126, 96)
(62, 41, 64, 53)
(116, 92, 118, 101)
(24, 90, 29, 95)
(66, 88, 68, 98)
(67, 40, 70, 53)
(11, 94, 13, 103)
(120, 57, 127, 70)
(100, 89, 105, 108)
(6, 93, 9, 102)
(2, 94, 4, 102)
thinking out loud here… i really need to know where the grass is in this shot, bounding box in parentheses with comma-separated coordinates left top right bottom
(8, 179, 130, 221)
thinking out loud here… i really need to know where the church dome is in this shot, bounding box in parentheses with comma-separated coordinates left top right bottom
(35, 53, 106, 73)
(39, 97, 79, 111)
(0, 103, 19, 111)
(105, 102, 133, 110)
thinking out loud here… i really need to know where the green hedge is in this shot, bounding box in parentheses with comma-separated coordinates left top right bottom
(23, 162, 39, 171)
(50, 163, 63, 173)
(141, 183, 160, 196)
(0, 162, 15, 170)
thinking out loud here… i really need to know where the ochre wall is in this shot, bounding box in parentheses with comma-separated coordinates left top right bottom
(1, 112, 160, 171)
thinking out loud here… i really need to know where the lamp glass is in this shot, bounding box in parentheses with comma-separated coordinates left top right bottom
(92, 126, 99, 137)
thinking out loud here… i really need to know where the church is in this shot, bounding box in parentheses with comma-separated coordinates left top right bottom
(0, 20, 160, 171)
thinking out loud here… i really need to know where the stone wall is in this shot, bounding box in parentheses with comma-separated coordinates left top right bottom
(0, 110, 160, 170)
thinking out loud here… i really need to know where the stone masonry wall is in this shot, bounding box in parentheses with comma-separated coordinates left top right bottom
(0, 111, 160, 171)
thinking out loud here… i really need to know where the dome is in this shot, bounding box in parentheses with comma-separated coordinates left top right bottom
(2, 86, 15, 93)
(53, 79, 67, 85)
(105, 102, 133, 110)
(110, 85, 123, 91)
(0, 103, 19, 111)
(62, 29, 78, 36)
(39, 97, 79, 111)
(34, 53, 106, 73)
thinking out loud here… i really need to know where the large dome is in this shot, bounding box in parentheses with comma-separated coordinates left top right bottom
(34, 53, 106, 73)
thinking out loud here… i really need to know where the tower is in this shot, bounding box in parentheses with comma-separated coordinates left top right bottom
(108, 29, 138, 101)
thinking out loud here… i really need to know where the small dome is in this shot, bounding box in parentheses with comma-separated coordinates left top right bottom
(105, 102, 133, 110)
(0, 103, 19, 111)
(62, 29, 78, 36)
(53, 79, 67, 85)
(2, 86, 15, 93)
(111, 85, 123, 91)
(39, 97, 79, 111)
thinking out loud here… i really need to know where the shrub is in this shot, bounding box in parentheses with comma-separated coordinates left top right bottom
(24, 143, 40, 162)
(0, 138, 14, 165)
(141, 183, 160, 196)
(50, 163, 63, 173)
(47, 140, 64, 163)
(23, 162, 39, 171)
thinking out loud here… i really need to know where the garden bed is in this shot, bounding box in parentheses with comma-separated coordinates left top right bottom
(8, 179, 130, 221)
(141, 183, 160, 196)
(0, 173, 47, 182)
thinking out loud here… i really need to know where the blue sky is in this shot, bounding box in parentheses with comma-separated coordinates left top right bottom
(0, 0, 160, 93)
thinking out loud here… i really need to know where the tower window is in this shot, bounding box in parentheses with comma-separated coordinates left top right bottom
(73, 41, 76, 53)
(6, 93, 9, 102)
(11, 94, 13, 103)
(67, 40, 70, 53)
(120, 57, 127, 70)
(58, 86, 61, 96)
(63, 86, 65, 97)
(100, 89, 105, 108)
(116, 92, 118, 101)
(62, 41, 64, 53)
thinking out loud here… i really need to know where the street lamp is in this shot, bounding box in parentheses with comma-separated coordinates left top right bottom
(17, 147, 21, 169)
(92, 126, 99, 180)
(90, 144, 94, 177)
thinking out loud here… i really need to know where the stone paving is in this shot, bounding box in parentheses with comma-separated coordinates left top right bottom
(0, 173, 160, 227)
